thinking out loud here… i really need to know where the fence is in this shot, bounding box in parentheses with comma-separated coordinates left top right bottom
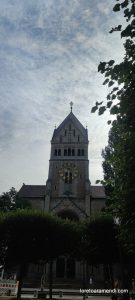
(0, 280, 18, 296)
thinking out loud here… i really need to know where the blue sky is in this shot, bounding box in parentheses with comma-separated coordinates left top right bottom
(0, 0, 124, 193)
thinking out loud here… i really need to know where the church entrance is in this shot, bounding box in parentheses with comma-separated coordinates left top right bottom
(57, 209, 79, 221)
(67, 258, 75, 278)
(56, 210, 78, 279)
(56, 258, 65, 278)
(56, 257, 75, 279)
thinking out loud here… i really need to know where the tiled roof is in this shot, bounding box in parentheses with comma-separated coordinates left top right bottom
(52, 112, 88, 141)
(90, 186, 105, 199)
(18, 184, 105, 199)
(18, 184, 46, 198)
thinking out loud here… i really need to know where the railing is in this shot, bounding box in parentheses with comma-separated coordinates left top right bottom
(0, 279, 18, 295)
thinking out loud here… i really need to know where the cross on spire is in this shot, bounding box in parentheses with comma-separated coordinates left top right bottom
(70, 101, 73, 112)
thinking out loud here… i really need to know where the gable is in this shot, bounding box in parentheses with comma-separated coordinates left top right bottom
(18, 184, 46, 198)
(52, 112, 88, 144)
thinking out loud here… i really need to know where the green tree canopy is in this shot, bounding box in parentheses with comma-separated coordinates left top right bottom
(0, 209, 81, 298)
(91, 0, 135, 254)
(1, 209, 80, 267)
(0, 187, 17, 211)
(82, 214, 118, 265)
(0, 187, 31, 211)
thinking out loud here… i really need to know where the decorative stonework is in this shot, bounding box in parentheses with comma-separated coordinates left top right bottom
(46, 109, 91, 219)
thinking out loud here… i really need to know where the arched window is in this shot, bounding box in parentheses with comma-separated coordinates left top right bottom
(81, 149, 84, 156)
(65, 129, 67, 136)
(64, 171, 72, 184)
(58, 149, 61, 156)
(78, 149, 80, 156)
(69, 172, 72, 183)
(65, 172, 68, 183)
(78, 135, 80, 142)
(68, 148, 71, 156)
(72, 149, 75, 156)
(64, 149, 67, 156)
(54, 149, 57, 156)
(60, 135, 62, 143)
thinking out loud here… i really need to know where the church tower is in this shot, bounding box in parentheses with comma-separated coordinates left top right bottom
(45, 103, 91, 219)
(18, 103, 105, 282)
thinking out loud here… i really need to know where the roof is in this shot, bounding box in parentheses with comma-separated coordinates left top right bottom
(52, 111, 88, 141)
(18, 184, 105, 199)
(18, 185, 46, 198)
(90, 186, 105, 199)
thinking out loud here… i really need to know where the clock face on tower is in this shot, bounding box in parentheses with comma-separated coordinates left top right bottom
(59, 163, 78, 183)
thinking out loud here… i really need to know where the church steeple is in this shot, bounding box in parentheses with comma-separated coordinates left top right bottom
(51, 107, 88, 144)
(46, 106, 90, 220)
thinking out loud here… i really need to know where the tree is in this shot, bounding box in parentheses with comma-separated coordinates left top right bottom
(82, 214, 118, 287)
(0, 187, 31, 211)
(0, 209, 80, 299)
(0, 187, 17, 211)
(91, 0, 135, 255)
(0, 212, 7, 268)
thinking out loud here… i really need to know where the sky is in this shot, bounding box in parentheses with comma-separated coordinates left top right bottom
(0, 0, 125, 194)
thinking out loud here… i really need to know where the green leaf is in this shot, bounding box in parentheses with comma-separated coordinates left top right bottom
(103, 79, 109, 85)
(117, 25, 122, 31)
(112, 87, 119, 92)
(121, 0, 128, 8)
(96, 101, 103, 106)
(95, 180, 100, 184)
(123, 8, 130, 17)
(108, 60, 115, 66)
(107, 120, 112, 125)
(91, 106, 98, 113)
(131, 19, 135, 26)
(107, 94, 111, 100)
(107, 101, 112, 108)
(105, 71, 111, 77)
(117, 90, 122, 95)
(98, 106, 106, 115)
(121, 25, 132, 38)
(112, 94, 116, 100)
(113, 3, 121, 11)
(110, 105, 119, 114)
(98, 62, 106, 73)
(108, 81, 114, 87)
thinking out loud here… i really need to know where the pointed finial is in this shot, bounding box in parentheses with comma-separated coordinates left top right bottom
(54, 124, 56, 129)
(70, 101, 73, 112)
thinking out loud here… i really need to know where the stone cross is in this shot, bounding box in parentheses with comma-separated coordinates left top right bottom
(70, 101, 73, 112)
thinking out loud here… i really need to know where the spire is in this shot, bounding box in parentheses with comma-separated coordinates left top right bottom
(70, 101, 73, 112)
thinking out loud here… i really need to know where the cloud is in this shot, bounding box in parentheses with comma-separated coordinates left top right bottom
(0, 0, 125, 192)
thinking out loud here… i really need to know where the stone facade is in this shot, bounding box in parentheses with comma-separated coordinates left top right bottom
(18, 110, 105, 217)
(45, 110, 91, 220)
(18, 109, 106, 284)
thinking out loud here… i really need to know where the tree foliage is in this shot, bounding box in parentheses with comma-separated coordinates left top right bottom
(91, 0, 135, 120)
(82, 214, 118, 265)
(0, 209, 81, 298)
(0, 188, 17, 211)
(91, 0, 135, 254)
(0, 209, 80, 267)
(0, 187, 31, 211)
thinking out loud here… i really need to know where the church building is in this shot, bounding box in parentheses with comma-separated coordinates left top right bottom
(18, 103, 105, 283)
